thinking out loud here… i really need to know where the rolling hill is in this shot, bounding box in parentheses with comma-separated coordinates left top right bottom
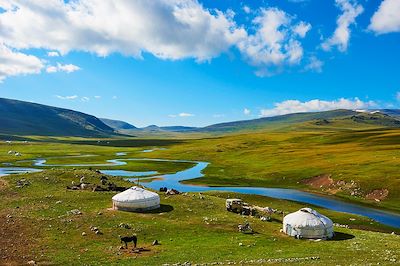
(197, 109, 400, 133)
(0, 98, 116, 137)
(100, 118, 137, 130)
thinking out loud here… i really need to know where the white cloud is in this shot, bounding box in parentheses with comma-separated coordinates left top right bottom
(94, 95, 101, 99)
(260, 98, 376, 117)
(369, 0, 400, 34)
(0, 0, 246, 62)
(322, 0, 363, 52)
(243, 108, 251, 115)
(55, 95, 78, 100)
(243, 5, 251, 14)
(81, 96, 90, 102)
(212, 114, 225, 118)
(0, 43, 43, 82)
(169, 112, 195, 117)
(293, 21, 312, 38)
(46, 63, 80, 73)
(237, 7, 310, 76)
(0, 1, 313, 78)
(112, 96, 118, 100)
(47, 51, 59, 57)
(304, 56, 324, 72)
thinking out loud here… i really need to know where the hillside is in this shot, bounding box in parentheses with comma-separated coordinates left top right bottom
(198, 109, 400, 133)
(0, 98, 115, 137)
(100, 118, 137, 130)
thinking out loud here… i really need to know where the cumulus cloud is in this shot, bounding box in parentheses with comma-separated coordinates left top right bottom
(0, 0, 246, 61)
(260, 98, 376, 117)
(243, 108, 251, 115)
(242, 5, 251, 14)
(47, 51, 60, 57)
(46, 63, 81, 73)
(237, 7, 310, 76)
(169, 112, 195, 118)
(369, 0, 400, 34)
(322, 0, 363, 52)
(55, 95, 78, 100)
(0, 1, 313, 79)
(293, 21, 312, 38)
(0, 43, 43, 82)
(304, 56, 324, 72)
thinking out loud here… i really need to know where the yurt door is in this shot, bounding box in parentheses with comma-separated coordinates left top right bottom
(286, 224, 292, 235)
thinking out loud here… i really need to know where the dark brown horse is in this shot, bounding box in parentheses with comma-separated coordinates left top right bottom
(120, 235, 137, 249)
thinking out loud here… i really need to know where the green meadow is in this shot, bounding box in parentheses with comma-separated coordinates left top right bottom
(1, 124, 400, 264)
(1, 169, 399, 265)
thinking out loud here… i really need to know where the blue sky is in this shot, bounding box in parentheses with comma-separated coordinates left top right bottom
(0, 0, 399, 127)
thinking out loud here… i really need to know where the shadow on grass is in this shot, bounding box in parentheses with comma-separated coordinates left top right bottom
(330, 231, 355, 241)
(140, 204, 174, 214)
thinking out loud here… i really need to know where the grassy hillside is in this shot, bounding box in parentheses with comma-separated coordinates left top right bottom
(198, 109, 400, 133)
(100, 118, 137, 130)
(0, 98, 115, 137)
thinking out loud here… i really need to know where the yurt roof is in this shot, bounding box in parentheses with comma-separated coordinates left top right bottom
(283, 208, 333, 228)
(112, 186, 159, 203)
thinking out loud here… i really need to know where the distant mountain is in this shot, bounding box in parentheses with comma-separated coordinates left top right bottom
(139, 125, 197, 132)
(159, 126, 197, 132)
(370, 109, 400, 119)
(100, 118, 137, 130)
(0, 98, 116, 137)
(197, 109, 400, 133)
(199, 109, 358, 132)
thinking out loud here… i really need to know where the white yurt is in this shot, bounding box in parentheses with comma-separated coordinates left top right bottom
(112, 186, 160, 212)
(283, 208, 334, 239)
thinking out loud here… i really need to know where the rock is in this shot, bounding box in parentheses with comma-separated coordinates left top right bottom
(239, 243, 243, 246)
(152, 240, 159, 246)
(82, 232, 87, 236)
(119, 223, 131, 229)
(68, 209, 82, 215)
(56, 200, 62, 204)
(27, 260, 36, 265)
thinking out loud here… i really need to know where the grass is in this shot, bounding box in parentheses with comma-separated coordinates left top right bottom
(133, 128, 400, 213)
(1, 126, 400, 264)
(1, 169, 399, 265)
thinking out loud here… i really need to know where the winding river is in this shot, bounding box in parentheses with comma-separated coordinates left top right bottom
(1, 155, 400, 228)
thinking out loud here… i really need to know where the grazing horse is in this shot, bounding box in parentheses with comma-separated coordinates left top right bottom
(120, 235, 137, 249)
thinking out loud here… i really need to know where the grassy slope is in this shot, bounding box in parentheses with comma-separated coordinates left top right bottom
(0, 97, 115, 137)
(1, 169, 399, 265)
(136, 125, 400, 212)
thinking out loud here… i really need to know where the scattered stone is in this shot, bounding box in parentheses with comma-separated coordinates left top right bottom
(27, 260, 36, 265)
(16, 179, 30, 188)
(239, 243, 243, 246)
(152, 240, 159, 246)
(119, 223, 131, 229)
(81, 232, 87, 236)
(56, 200, 62, 204)
(68, 209, 82, 215)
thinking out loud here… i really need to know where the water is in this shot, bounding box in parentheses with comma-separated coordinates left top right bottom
(3, 156, 400, 228)
(100, 169, 158, 177)
(0, 167, 42, 177)
(105, 160, 400, 229)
